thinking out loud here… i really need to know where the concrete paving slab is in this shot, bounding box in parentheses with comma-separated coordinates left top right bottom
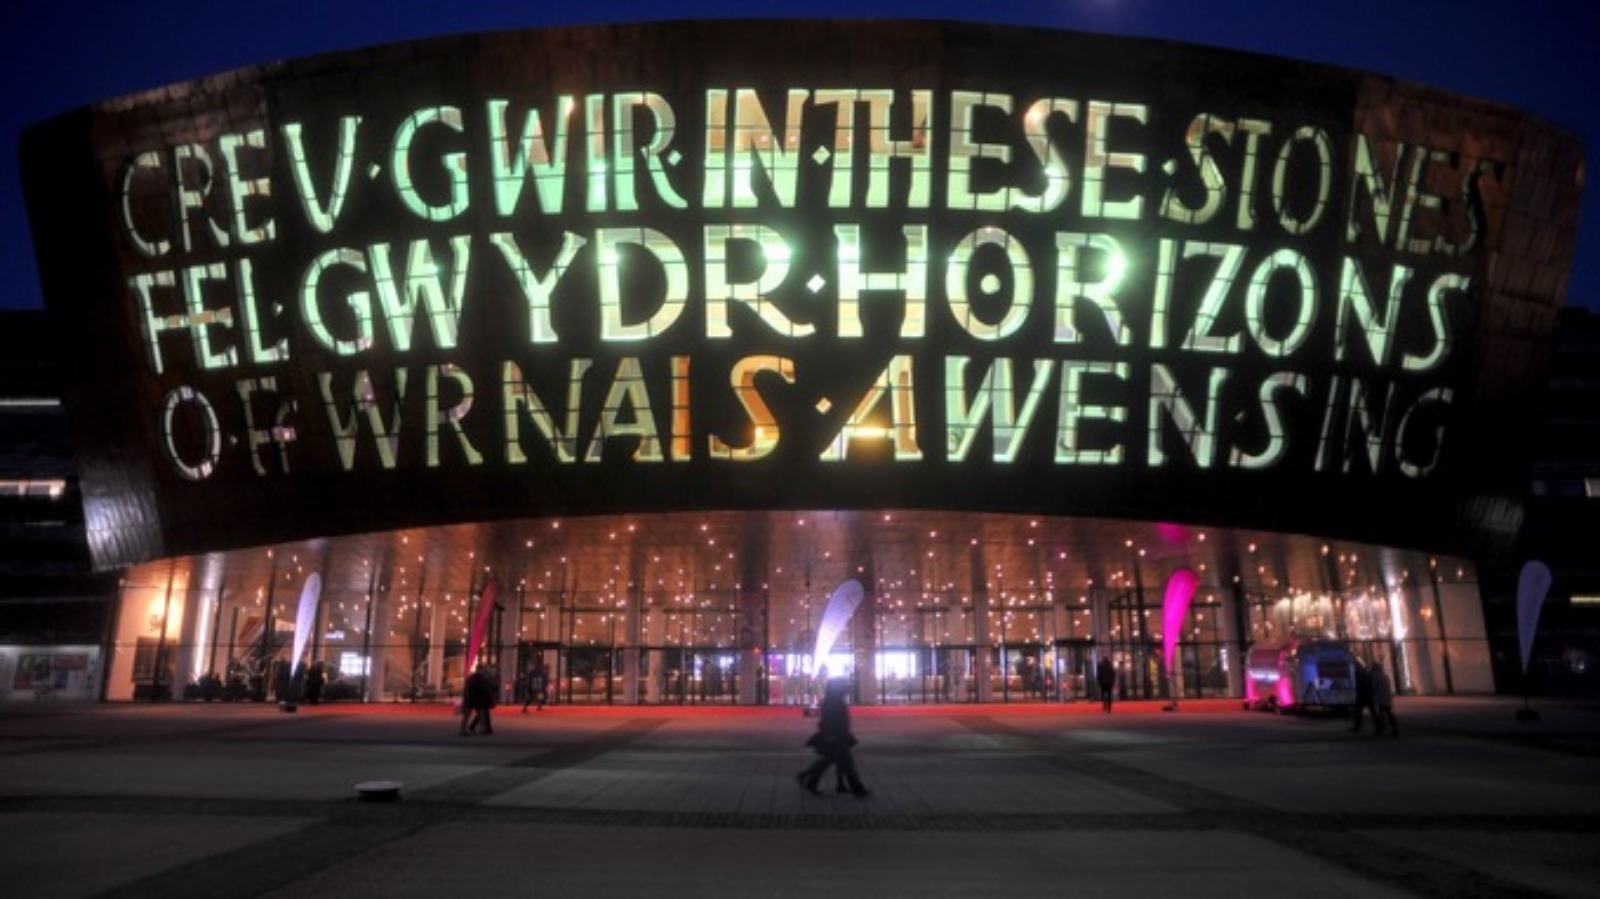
(1364, 831, 1600, 899)
(260, 824, 1420, 899)
(0, 696, 1593, 897)
(4, 812, 314, 898)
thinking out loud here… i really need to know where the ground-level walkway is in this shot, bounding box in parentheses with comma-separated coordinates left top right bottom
(0, 696, 1596, 897)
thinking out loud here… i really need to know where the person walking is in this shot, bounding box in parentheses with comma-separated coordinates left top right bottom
(521, 660, 550, 713)
(459, 663, 496, 736)
(1370, 663, 1399, 736)
(1350, 660, 1378, 733)
(1096, 655, 1117, 713)
(303, 662, 326, 706)
(796, 679, 870, 798)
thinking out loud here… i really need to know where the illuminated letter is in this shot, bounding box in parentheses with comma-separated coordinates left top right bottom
(282, 117, 361, 234)
(1245, 248, 1316, 358)
(586, 358, 663, 462)
(611, 92, 688, 210)
(1159, 114, 1230, 225)
(502, 358, 590, 464)
(1455, 159, 1502, 259)
(835, 224, 927, 339)
(131, 270, 180, 374)
(367, 235, 470, 351)
(427, 363, 482, 467)
(586, 94, 608, 212)
(1056, 361, 1127, 465)
(1316, 377, 1394, 474)
(173, 144, 229, 251)
(1345, 134, 1401, 246)
(862, 89, 934, 209)
(820, 355, 921, 461)
(596, 228, 688, 340)
(1395, 387, 1451, 477)
(1231, 118, 1272, 231)
(488, 96, 574, 215)
(117, 150, 170, 258)
(671, 355, 692, 462)
(1396, 148, 1446, 256)
(945, 356, 1053, 463)
(1229, 372, 1306, 470)
(1149, 239, 1179, 349)
(1082, 101, 1147, 221)
(1405, 273, 1463, 372)
(709, 355, 793, 461)
(814, 89, 864, 208)
(489, 230, 587, 344)
(180, 262, 239, 370)
(318, 369, 408, 470)
(218, 129, 275, 246)
(1179, 242, 1246, 355)
(301, 248, 374, 356)
(392, 106, 468, 221)
(720, 88, 806, 208)
(234, 258, 287, 365)
(1334, 257, 1409, 367)
(1019, 98, 1077, 213)
(947, 90, 1013, 212)
(1148, 364, 1227, 468)
(1054, 232, 1131, 346)
(159, 386, 222, 481)
(236, 376, 297, 475)
(1271, 126, 1332, 235)
(703, 89, 731, 209)
(129, 265, 237, 374)
(705, 225, 808, 338)
(947, 227, 1033, 341)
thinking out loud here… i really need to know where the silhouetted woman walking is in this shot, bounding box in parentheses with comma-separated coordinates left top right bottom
(797, 679, 870, 797)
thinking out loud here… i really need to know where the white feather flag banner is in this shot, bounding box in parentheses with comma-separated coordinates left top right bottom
(812, 579, 864, 673)
(290, 573, 322, 673)
(1516, 560, 1552, 676)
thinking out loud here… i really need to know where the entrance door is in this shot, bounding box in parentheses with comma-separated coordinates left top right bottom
(645, 647, 740, 704)
(1053, 638, 1094, 702)
(932, 645, 978, 703)
(514, 641, 560, 706)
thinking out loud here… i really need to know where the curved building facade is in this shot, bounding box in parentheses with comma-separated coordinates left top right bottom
(21, 20, 1582, 703)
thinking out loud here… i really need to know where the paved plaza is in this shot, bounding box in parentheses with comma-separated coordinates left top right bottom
(0, 696, 1596, 897)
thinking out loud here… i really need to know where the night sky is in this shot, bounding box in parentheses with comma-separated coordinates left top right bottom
(3, 0, 1594, 311)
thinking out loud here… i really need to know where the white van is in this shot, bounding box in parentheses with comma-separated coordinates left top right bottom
(1243, 639, 1359, 714)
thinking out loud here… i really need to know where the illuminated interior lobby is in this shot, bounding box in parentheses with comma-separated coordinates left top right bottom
(23, 20, 1577, 705)
(104, 511, 1489, 704)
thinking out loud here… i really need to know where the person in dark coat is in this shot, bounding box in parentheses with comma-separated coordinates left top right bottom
(1370, 663, 1399, 736)
(796, 679, 870, 797)
(1096, 656, 1117, 713)
(521, 660, 549, 713)
(303, 662, 326, 706)
(459, 664, 496, 736)
(1351, 661, 1378, 733)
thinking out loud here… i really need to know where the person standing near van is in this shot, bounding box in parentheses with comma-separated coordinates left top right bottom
(1351, 661, 1377, 733)
(460, 663, 496, 736)
(1370, 663, 1399, 736)
(1096, 656, 1117, 713)
(522, 660, 549, 713)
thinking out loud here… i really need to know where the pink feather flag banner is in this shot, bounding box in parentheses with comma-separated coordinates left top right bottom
(464, 580, 500, 674)
(1161, 568, 1199, 679)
